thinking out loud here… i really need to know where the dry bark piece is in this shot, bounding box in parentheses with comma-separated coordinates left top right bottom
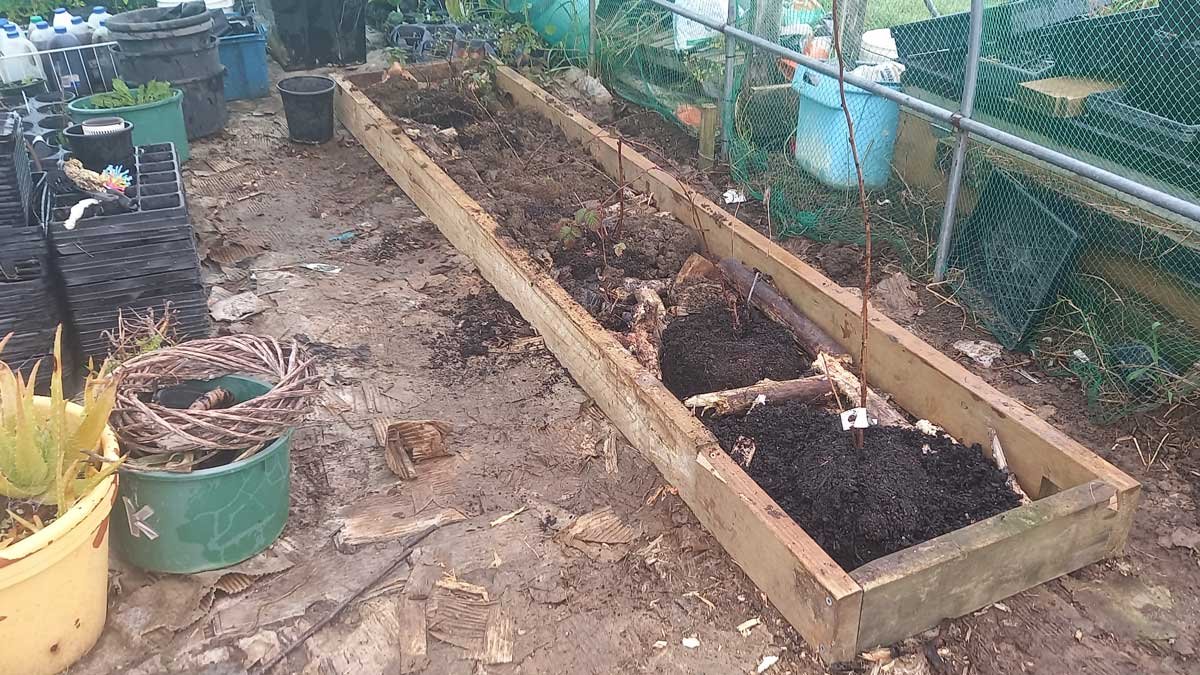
(812, 354, 910, 428)
(717, 257, 847, 357)
(397, 596, 429, 674)
(683, 375, 832, 416)
(619, 287, 666, 378)
(336, 503, 464, 548)
(391, 419, 454, 462)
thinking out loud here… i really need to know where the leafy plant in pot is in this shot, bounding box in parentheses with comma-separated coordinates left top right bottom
(0, 328, 123, 675)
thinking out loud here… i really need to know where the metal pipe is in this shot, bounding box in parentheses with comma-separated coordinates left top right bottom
(721, 0, 737, 160)
(643, 0, 1200, 224)
(923, 0, 940, 18)
(932, 0, 983, 282)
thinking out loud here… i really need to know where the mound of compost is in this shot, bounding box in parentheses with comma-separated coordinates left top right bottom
(363, 78, 700, 324)
(428, 289, 536, 371)
(706, 402, 1022, 569)
(660, 303, 806, 399)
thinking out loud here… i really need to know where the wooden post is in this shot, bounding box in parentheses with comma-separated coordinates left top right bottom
(698, 103, 718, 169)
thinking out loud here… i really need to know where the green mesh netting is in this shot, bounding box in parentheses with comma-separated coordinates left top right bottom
(591, 0, 1200, 420)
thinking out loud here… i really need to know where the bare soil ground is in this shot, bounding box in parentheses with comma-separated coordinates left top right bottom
(71, 67, 1198, 675)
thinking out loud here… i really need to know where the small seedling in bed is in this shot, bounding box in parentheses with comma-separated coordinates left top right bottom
(557, 223, 582, 248)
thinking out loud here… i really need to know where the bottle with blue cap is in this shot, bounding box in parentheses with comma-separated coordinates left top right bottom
(69, 15, 92, 45)
(0, 25, 41, 84)
(48, 24, 90, 95)
(52, 7, 73, 30)
(27, 15, 44, 34)
(88, 7, 113, 31)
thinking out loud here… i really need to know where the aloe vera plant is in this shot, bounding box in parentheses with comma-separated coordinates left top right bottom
(0, 328, 120, 526)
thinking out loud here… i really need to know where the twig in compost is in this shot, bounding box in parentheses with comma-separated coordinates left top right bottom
(832, 0, 874, 449)
(617, 137, 626, 238)
(257, 525, 439, 674)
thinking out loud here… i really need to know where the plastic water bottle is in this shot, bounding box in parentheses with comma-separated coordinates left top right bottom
(52, 8, 73, 31)
(48, 25, 89, 95)
(88, 7, 112, 31)
(29, 21, 56, 87)
(69, 15, 92, 45)
(91, 20, 116, 88)
(28, 16, 44, 34)
(0, 27, 41, 84)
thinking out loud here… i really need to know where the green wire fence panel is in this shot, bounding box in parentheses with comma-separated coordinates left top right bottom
(594, 0, 1200, 421)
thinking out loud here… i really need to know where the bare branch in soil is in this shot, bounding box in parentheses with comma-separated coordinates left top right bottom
(832, 0, 875, 449)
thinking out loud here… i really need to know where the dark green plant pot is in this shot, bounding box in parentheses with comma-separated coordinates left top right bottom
(112, 376, 292, 573)
(68, 89, 190, 162)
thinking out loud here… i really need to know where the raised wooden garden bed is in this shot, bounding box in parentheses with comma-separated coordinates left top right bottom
(333, 65, 1140, 661)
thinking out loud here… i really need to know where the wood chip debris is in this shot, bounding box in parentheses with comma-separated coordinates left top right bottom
(757, 655, 780, 673)
(736, 617, 761, 636)
(397, 596, 428, 674)
(683, 591, 715, 610)
(335, 504, 464, 548)
(436, 574, 491, 601)
(681, 636, 701, 649)
(489, 506, 527, 528)
(653, 640, 668, 649)
(563, 506, 636, 544)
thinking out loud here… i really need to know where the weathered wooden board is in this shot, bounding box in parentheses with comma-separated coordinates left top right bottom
(334, 75, 864, 661)
(336, 68, 1139, 659)
(493, 64, 1139, 521)
(851, 479, 1119, 649)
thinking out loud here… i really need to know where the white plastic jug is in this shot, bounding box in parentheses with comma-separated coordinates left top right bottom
(87, 7, 113, 31)
(27, 16, 44, 34)
(52, 8, 73, 30)
(0, 28, 43, 84)
(69, 16, 92, 45)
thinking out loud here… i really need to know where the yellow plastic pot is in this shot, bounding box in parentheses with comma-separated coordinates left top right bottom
(0, 398, 120, 675)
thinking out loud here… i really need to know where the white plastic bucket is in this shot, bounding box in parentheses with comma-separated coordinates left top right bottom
(859, 28, 898, 65)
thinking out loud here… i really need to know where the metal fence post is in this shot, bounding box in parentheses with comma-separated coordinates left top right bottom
(932, 0, 984, 282)
(721, 0, 737, 160)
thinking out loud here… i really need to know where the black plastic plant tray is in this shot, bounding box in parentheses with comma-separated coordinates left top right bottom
(1035, 7, 1159, 79)
(69, 288, 208, 317)
(60, 268, 203, 303)
(902, 49, 1056, 108)
(1087, 89, 1199, 158)
(950, 170, 1082, 348)
(1128, 32, 1200, 126)
(0, 254, 45, 282)
(52, 224, 193, 258)
(59, 250, 201, 286)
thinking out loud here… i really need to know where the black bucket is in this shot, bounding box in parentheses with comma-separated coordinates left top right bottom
(278, 75, 336, 144)
(113, 36, 222, 84)
(174, 67, 228, 139)
(107, 1, 214, 54)
(64, 119, 136, 173)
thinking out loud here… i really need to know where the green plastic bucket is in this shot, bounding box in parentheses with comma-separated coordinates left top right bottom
(112, 376, 292, 573)
(68, 89, 190, 162)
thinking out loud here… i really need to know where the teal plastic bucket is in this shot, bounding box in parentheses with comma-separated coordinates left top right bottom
(68, 89, 190, 162)
(528, 0, 589, 52)
(791, 67, 900, 191)
(112, 376, 292, 573)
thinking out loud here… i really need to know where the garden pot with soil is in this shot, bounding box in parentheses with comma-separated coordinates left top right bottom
(0, 78, 48, 106)
(112, 375, 294, 573)
(0, 400, 121, 675)
(69, 88, 190, 162)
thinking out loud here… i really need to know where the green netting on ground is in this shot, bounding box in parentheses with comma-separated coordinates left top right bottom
(593, 0, 1200, 420)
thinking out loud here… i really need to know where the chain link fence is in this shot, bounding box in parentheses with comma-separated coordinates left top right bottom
(588, 0, 1200, 421)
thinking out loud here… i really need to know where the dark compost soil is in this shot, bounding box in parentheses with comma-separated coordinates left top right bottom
(706, 401, 1023, 569)
(428, 287, 537, 372)
(659, 302, 807, 399)
(365, 79, 701, 330)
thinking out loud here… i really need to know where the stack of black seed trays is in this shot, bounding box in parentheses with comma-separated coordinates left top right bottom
(0, 112, 62, 385)
(50, 143, 210, 362)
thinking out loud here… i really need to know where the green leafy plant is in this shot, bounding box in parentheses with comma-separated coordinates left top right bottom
(89, 79, 173, 110)
(0, 328, 120, 546)
(557, 223, 582, 247)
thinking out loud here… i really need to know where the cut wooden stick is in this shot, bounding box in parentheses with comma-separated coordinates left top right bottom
(683, 375, 832, 417)
(812, 354, 910, 429)
(717, 258, 846, 358)
(990, 428, 1033, 504)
